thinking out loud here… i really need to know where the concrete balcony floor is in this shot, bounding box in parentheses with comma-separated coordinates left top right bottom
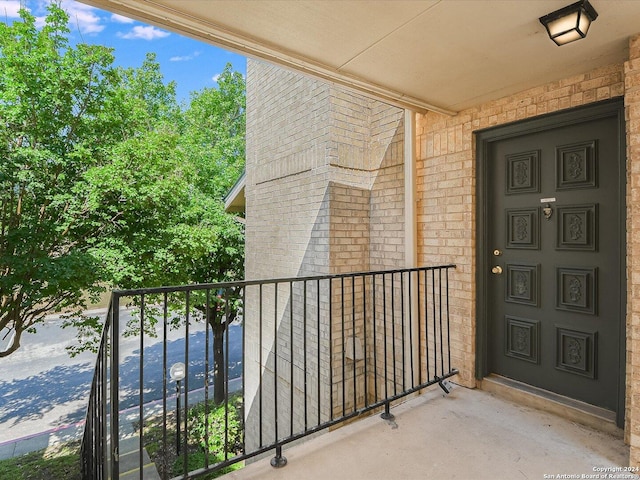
(228, 385, 628, 480)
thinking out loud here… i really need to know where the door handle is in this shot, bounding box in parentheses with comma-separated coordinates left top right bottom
(491, 266, 503, 275)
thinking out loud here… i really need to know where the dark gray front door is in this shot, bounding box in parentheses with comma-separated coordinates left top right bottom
(481, 101, 625, 419)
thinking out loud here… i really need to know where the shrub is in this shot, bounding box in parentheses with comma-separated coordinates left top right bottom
(187, 396, 243, 460)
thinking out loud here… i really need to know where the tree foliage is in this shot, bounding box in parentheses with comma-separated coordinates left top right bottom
(0, 4, 118, 357)
(0, 4, 246, 365)
(183, 66, 246, 199)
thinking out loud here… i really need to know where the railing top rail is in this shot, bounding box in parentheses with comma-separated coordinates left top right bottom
(110, 264, 457, 297)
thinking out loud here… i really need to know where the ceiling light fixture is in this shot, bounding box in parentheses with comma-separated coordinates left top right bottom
(539, 0, 598, 46)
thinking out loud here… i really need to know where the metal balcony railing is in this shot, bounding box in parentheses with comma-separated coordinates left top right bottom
(81, 265, 458, 480)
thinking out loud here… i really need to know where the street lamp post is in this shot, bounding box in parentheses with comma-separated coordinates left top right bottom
(170, 362, 186, 454)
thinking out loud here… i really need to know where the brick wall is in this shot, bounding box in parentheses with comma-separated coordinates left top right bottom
(244, 60, 335, 450)
(245, 62, 333, 281)
(369, 104, 405, 270)
(416, 48, 640, 464)
(416, 63, 625, 390)
(244, 31, 640, 464)
(625, 33, 640, 466)
(244, 59, 406, 448)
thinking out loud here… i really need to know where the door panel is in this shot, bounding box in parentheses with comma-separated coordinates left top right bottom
(486, 113, 622, 413)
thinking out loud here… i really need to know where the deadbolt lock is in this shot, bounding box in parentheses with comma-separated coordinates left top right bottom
(491, 266, 503, 275)
(493, 249, 502, 256)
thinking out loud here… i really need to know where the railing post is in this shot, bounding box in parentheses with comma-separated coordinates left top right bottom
(111, 293, 120, 479)
(380, 401, 395, 421)
(271, 445, 287, 468)
(271, 283, 288, 469)
(100, 325, 108, 480)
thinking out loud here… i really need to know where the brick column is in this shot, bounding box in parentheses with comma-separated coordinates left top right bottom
(625, 33, 640, 467)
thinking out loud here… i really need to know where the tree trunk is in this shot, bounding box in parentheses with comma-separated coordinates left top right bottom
(211, 321, 226, 404)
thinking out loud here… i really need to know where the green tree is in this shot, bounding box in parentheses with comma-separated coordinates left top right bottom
(0, 5, 246, 410)
(180, 65, 246, 403)
(0, 4, 119, 357)
(183, 64, 245, 198)
(76, 61, 246, 403)
(107, 52, 182, 137)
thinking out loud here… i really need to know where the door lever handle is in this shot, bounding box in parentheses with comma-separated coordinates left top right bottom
(491, 266, 503, 275)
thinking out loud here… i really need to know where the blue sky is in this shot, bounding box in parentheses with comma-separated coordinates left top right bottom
(0, 0, 247, 103)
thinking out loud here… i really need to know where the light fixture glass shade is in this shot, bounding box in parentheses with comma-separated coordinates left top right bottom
(539, 0, 598, 46)
(170, 362, 186, 381)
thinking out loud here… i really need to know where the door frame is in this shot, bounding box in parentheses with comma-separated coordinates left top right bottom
(475, 98, 626, 426)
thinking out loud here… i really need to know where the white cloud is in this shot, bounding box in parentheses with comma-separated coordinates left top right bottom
(60, 0, 105, 34)
(111, 13, 134, 24)
(0, 1, 24, 18)
(212, 73, 221, 83)
(1, 1, 104, 34)
(117, 25, 170, 40)
(170, 51, 201, 62)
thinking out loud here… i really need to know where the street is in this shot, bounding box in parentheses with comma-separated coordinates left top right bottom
(0, 309, 242, 444)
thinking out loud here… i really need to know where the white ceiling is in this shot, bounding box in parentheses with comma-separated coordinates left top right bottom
(79, 0, 640, 114)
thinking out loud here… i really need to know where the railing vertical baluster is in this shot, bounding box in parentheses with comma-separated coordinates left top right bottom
(162, 293, 168, 479)
(259, 284, 263, 447)
(362, 274, 368, 408)
(289, 281, 294, 438)
(341, 277, 346, 417)
(424, 269, 430, 382)
(382, 273, 388, 403)
(439, 269, 445, 377)
(139, 294, 145, 480)
(303, 280, 308, 432)
(289, 282, 294, 436)
(204, 290, 210, 469)
(98, 354, 102, 479)
(372, 274, 378, 402)
(408, 271, 415, 389)
(401, 272, 406, 392)
(329, 278, 333, 421)
(241, 285, 246, 456)
(446, 268, 452, 371)
(274, 282, 279, 445)
(271, 282, 287, 467)
(417, 270, 422, 386)
(111, 293, 120, 480)
(225, 287, 230, 461)
(100, 331, 106, 480)
(391, 273, 397, 396)
(431, 269, 437, 379)
(381, 273, 394, 421)
(408, 271, 420, 388)
(317, 279, 321, 427)
(183, 291, 190, 474)
(351, 275, 357, 412)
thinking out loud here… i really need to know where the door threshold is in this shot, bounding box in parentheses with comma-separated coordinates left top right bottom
(479, 374, 622, 438)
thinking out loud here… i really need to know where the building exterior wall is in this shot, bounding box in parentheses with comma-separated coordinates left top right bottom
(416, 63, 625, 389)
(244, 60, 333, 450)
(625, 34, 640, 466)
(245, 61, 333, 280)
(416, 34, 640, 464)
(244, 59, 405, 450)
(244, 31, 640, 464)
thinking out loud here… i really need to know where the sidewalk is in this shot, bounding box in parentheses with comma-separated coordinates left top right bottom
(0, 377, 242, 461)
(0, 421, 84, 460)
